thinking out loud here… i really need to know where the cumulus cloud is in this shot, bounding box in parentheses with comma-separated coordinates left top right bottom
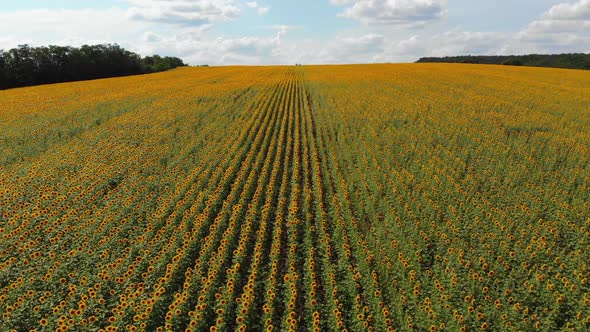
(2, 0, 590, 65)
(366, 0, 590, 62)
(292, 30, 508, 64)
(321, 0, 588, 61)
(517, 0, 590, 52)
(0, 8, 145, 50)
(126, 0, 240, 26)
(0, 36, 29, 51)
(245, 1, 270, 15)
(143, 31, 163, 43)
(0, 4, 287, 65)
(541, 0, 590, 20)
(138, 25, 291, 65)
(258, 7, 270, 15)
(323, 34, 385, 62)
(283, 33, 386, 64)
(330, 0, 447, 26)
(371, 31, 510, 62)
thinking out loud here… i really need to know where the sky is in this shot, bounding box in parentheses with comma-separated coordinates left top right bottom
(1, 0, 589, 65)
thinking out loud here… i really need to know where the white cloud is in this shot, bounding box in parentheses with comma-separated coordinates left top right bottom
(0, 36, 29, 51)
(257, 7, 270, 15)
(1, 0, 589, 66)
(372, 31, 509, 62)
(245, 1, 270, 15)
(330, 0, 447, 26)
(125, 0, 590, 65)
(284, 33, 386, 64)
(516, 0, 590, 53)
(292, 31, 507, 64)
(143, 31, 163, 43)
(542, 0, 590, 20)
(0, 5, 286, 65)
(0, 8, 146, 50)
(138, 25, 290, 64)
(126, 0, 241, 26)
(368, 0, 590, 62)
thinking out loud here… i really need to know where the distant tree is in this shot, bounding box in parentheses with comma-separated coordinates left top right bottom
(416, 53, 590, 70)
(0, 51, 7, 89)
(0, 44, 187, 90)
(8, 45, 37, 86)
(141, 55, 186, 73)
(502, 58, 523, 66)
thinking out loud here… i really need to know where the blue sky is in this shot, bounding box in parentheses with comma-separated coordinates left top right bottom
(1, 0, 589, 65)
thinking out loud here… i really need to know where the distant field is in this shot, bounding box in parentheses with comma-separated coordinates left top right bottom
(0, 64, 589, 331)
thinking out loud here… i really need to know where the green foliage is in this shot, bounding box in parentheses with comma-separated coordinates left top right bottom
(416, 53, 590, 70)
(0, 44, 186, 90)
(141, 54, 187, 73)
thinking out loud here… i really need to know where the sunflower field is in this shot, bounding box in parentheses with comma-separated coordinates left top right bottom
(0, 64, 589, 331)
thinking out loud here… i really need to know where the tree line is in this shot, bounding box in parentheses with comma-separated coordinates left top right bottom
(0, 44, 187, 90)
(416, 53, 590, 70)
